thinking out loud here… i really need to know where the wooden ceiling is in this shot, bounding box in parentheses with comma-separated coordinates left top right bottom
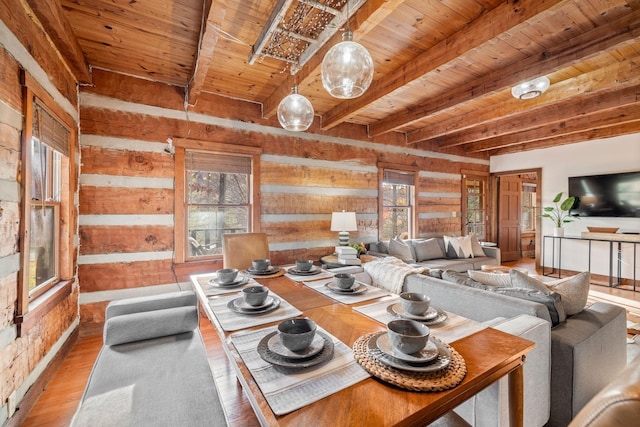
(34, 0, 640, 156)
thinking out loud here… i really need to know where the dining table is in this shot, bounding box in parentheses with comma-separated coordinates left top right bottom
(191, 267, 534, 427)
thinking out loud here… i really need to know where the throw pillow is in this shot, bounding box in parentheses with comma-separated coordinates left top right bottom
(427, 268, 443, 279)
(413, 238, 445, 261)
(441, 270, 490, 290)
(491, 287, 567, 326)
(375, 240, 389, 254)
(544, 271, 590, 316)
(469, 233, 487, 257)
(388, 237, 415, 263)
(468, 270, 512, 287)
(509, 269, 549, 293)
(443, 236, 472, 259)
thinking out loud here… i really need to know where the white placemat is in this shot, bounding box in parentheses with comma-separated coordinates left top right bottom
(302, 278, 390, 304)
(208, 291, 303, 332)
(194, 272, 260, 296)
(229, 325, 370, 416)
(353, 295, 486, 344)
(284, 265, 334, 282)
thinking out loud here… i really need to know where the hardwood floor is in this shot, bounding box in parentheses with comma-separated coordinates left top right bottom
(19, 258, 639, 426)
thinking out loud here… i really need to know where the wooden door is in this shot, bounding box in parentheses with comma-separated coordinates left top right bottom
(498, 176, 522, 262)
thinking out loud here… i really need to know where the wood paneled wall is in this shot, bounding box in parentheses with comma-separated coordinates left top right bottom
(0, 0, 79, 423)
(77, 70, 490, 326)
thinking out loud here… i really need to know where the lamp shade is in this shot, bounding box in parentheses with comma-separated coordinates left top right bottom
(511, 76, 550, 100)
(277, 85, 314, 132)
(330, 211, 357, 231)
(321, 30, 374, 99)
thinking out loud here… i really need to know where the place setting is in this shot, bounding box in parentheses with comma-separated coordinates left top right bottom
(353, 318, 467, 392)
(386, 292, 448, 326)
(285, 259, 333, 282)
(245, 258, 285, 278)
(193, 269, 257, 296)
(303, 272, 389, 304)
(227, 285, 282, 315)
(228, 319, 370, 416)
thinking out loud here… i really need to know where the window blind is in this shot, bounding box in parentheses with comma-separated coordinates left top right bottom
(186, 151, 252, 175)
(33, 103, 70, 157)
(383, 169, 414, 186)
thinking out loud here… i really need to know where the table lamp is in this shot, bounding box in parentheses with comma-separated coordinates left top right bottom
(330, 211, 357, 246)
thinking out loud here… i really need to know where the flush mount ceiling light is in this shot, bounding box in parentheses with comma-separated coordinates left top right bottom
(277, 85, 315, 132)
(511, 76, 551, 100)
(321, 29, 374, 98)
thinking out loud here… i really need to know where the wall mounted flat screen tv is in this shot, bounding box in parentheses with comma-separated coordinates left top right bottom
(568, 171, 640, 217)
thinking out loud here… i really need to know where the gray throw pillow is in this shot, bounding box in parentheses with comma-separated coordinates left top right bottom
(388, 237, 415, 262)
(441, 270, 490, 290)
(492, 287, 566, 326)
(544, 271, 591, 316)
(413, 238, 445, 261)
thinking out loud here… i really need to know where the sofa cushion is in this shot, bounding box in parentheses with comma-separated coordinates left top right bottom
(413, 238, 445, 261)
(468, 270, 512, 287)
(388, 237, 416, 262)
(442, 270, 490, 290)
(545, 272, 591, 316)
(492, 287, 566, 326)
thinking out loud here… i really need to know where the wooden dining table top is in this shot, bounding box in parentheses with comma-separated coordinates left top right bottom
(193, 273, 534, 427)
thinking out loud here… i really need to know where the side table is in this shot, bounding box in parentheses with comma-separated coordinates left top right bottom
(319, 255, 344, 269)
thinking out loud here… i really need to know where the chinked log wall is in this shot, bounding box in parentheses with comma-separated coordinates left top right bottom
(77, 69, 490, 328)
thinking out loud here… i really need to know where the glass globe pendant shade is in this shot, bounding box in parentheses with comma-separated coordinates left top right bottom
(277, 85, 314, 132)
(321, 30, 374, 99)
(511, 76, 550, 100)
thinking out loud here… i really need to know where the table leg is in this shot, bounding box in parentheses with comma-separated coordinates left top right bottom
(508, 361, 525, 427)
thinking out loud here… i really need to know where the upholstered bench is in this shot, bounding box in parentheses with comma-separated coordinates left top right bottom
(71, 291, 228, 426)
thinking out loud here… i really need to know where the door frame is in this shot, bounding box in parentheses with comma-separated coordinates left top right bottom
(490, 168, 542, 270)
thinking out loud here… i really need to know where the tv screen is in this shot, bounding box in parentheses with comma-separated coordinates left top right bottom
(568, 171, 640, 218)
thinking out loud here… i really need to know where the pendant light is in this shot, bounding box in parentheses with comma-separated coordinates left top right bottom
(511, 76, 550, 100)
(277, 84, 315, 132)
(321, 2, 373, 99)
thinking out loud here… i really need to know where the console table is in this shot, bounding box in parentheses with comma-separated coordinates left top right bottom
(542, 233, 639, 290)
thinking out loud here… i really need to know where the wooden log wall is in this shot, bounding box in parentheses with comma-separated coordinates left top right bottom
(0, 0, 79, 423)
(77, 69, 490, 328)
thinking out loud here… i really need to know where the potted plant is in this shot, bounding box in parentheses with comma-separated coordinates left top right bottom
(542, 192, 579, 237)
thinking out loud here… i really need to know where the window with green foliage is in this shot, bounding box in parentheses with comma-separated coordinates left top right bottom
(463, 175, 486, 240)
(184, 151, 252, 259)
(521, 183, 537, 231)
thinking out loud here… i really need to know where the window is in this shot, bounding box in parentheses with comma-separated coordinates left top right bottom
(173, 141, 261, 264)
(18, 72, 75, 317)
(521, 183, 537, 231)
(379, 167, 416, 240)
(462, 173, 487, 240)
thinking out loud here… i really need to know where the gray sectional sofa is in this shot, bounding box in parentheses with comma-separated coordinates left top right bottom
(368, 236, 500, 272)
(71, 290, 228, 427)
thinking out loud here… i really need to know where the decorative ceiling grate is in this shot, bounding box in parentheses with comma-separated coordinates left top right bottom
(249, 0, 366, 69)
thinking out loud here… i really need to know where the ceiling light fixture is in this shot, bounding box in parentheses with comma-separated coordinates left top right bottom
(277, 77, 314, 132)
(511, 76, 551, 100)
(321, 2, 373, 99)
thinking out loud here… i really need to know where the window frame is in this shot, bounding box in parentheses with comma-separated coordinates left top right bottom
(378, 162, 418, 240)
(173, 139, 262, 265)
(461, 170, 488, 240)
(17, 71, 76, 329)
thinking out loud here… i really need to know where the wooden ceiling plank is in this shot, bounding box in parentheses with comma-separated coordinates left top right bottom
(261, 0, 407, 119)
(487, 120, 640, 156)
(369, 8, 640, 137)
(418, 56, 640, 146)
(320, 0, 568, 130)
(26, 0, 91, 83)
(188, 0, 226, 107)
(465, 102, 640, 152)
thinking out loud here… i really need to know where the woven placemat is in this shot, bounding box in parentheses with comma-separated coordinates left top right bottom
(245, 267, 286, 279)
(353, 333, 466, 392)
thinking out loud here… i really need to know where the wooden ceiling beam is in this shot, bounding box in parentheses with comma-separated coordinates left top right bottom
(25, 0, 91, 83)
(260, 0, 405, 119)
(320, 0, 568, 130)
(487, 120, 640, 156)
(464, 102, 640, 153)
(369, 9, 640, 137)
(187, 0, 226, 107)
(409, 56, 640, 145)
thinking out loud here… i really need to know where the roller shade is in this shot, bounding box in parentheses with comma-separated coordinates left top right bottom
(383, 169, 415, 186)
(186, 151, 251, 175)
(33, 103, 70, 157)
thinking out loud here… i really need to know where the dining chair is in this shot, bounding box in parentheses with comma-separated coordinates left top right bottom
(222, 232, 270, 270)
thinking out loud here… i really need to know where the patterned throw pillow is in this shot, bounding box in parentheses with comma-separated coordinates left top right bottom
(443, 235, 473, 259)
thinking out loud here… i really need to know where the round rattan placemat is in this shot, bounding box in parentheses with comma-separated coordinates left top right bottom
(353, 333, 466, 392)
